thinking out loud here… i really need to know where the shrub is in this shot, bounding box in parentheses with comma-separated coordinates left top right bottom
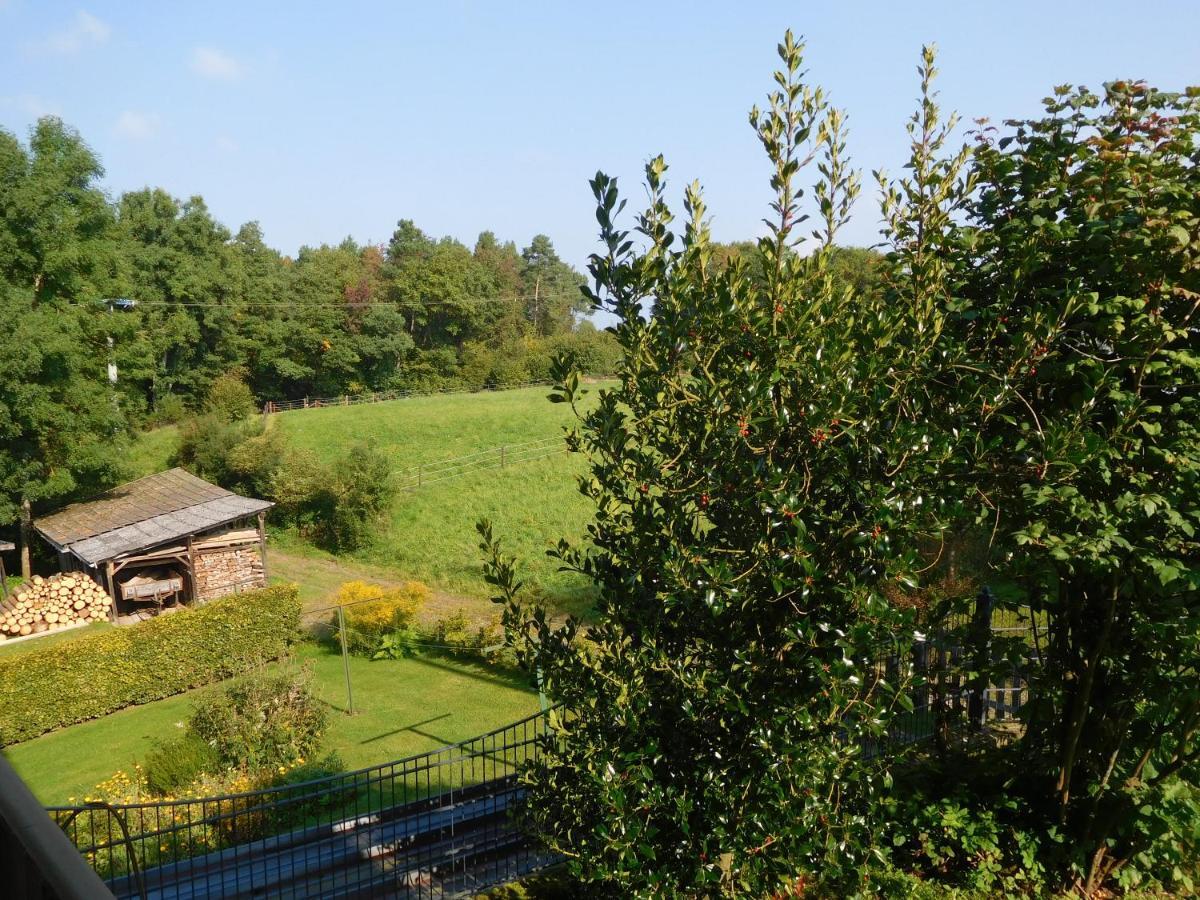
(225, 426, 287, 498)
(479, 35, 966, 896)
(335, 580, 427, 654)
(190, 665, 326, 771)
(270, 444, 394, 552)
(147, 393, 188, 426)
(175, 412, 263, 486)
(204, 372, 257, 423)
(0, 585, 301, 744)
(143, 730, 220, 796)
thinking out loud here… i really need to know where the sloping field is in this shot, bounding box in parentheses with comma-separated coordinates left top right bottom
(274, 384, 603, 617)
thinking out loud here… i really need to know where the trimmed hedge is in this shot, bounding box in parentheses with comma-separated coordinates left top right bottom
(0, 585, 301, 745)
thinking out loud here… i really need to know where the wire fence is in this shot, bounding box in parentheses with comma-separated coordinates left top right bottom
(262, 381, 556, 415)
(394, 435, 567, 491)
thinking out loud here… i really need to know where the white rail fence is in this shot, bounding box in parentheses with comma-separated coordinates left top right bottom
(395, 435, 567, 491)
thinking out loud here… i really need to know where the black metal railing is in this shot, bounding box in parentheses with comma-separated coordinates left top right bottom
(49, 711, 551, 899)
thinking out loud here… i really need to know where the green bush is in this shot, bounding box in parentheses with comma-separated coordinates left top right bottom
(174, 412, 263, 486)
(204, 372, 257, 423)
(143, 730, 220, 796)
(277, 443, 394, 552)
(190, 665, 325, 770)
(0, 585, 301, 744)
(147, 394, 188, 426)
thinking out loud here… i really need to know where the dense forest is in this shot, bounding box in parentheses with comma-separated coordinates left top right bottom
(0, 117, 618, 523)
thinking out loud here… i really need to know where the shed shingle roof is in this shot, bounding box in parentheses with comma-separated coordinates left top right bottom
(35, 469, 272, 565)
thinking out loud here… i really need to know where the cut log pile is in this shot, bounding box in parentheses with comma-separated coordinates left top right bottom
(1, 573, 112, 639)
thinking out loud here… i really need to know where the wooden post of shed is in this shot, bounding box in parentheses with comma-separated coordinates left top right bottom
(104, 561, 116, 623)
(186, 535, 198, 606)
(256, 511, 269, 583)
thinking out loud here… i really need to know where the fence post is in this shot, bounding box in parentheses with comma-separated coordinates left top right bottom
(968, 586, 995, 730)
(500, 445, 506, 468)
(417, 465, 422, 488)
(336, 605, 355, 715)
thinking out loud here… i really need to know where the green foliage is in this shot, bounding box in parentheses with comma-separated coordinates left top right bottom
(0, 585, 300, 744)
(203, 372, 257, 423)
(224, 426, 288, 499)
(189, 665, 326, 771)
(921, 79, 1200, 892)
(174, 413, 263, 487)
(267, 441, 395, 551)
(1, 114, 597, 432)
(481, 33, 951, 896)
(146, 394, 188, 427)
(142, 730, 220, 796)
(0, 287, 129, 524)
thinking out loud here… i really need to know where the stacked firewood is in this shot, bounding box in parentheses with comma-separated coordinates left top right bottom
(195, 548, 264, 602)
(1, 574, 112, 638)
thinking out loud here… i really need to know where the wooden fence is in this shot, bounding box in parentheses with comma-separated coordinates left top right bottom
(262, 381, 555, 415)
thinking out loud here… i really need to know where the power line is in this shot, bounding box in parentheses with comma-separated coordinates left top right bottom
(79, 291, 587, 311)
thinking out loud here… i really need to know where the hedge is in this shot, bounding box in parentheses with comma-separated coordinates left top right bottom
(0, 584, 301, 745)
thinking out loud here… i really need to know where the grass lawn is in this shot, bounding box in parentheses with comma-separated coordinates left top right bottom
(4, 641, 539, 804)
(125, 423, 179, 478)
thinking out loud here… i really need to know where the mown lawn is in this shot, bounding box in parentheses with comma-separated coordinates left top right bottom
(4, 641, 538, 804)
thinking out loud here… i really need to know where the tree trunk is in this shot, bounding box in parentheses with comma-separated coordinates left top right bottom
(19, 499, 32, 579)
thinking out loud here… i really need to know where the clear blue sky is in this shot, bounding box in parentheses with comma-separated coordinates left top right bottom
(2, 1, 1198, 275)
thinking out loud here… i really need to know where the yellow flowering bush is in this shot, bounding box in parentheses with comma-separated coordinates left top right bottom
(334, 580, 428, 654)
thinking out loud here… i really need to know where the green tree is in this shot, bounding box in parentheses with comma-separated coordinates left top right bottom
(520, 234, 586, 335)
(0, 118, 119, 305)
(481, 34, 951, 896)
(936, 79, 1200, 893)
(0, 287, 127, 527)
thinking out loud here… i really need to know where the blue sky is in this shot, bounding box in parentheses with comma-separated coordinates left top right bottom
(2, 1, 1198, 275)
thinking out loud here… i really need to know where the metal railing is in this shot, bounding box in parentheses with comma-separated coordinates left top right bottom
(49, 711, 552, 899)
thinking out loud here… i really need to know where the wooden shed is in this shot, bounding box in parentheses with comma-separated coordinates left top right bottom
(33, 469, 273, 622)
